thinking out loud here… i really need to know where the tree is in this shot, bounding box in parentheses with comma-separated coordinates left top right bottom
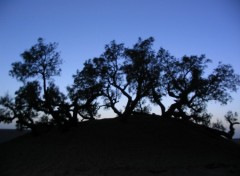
(153, 49, 240, 126)
(67, 60, 104, 122)
(45, 82, 69, 126)
(133, 99, 152, 115)
(1, 36, 240, 135)
(0, 95, 18, 124)
(94, 41, 125, 117)
(206, 111, 239, 139)
(0, 82, 43, 134)
(121, 37, 161, 117)
(224, 111, 239, 139)
(75, 37, 161, 120)
(9, 38, 66, 126)
(212, 119, 226, 131)
(9, 38, 62, 97)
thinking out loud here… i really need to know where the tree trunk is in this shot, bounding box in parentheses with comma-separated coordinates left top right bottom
(228, 122, 240, 139)
(151, 89, 166, 116)
(42, 74, 47, 102)
(164, 102, 179, 118)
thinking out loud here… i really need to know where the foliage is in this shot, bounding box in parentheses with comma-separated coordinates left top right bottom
(67, 62, 104, 121)
(4, 38, 66, 130)
(9, 38, 62, 84)
(152, 49, 240, 126)
(74, 38, 162, 119)
(1, 37, 240, 136)
(0, 82, 44, 133)
(212, 119, 226, 131)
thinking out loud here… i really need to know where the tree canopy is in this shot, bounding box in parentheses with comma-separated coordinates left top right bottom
(1, 37, 240, 138)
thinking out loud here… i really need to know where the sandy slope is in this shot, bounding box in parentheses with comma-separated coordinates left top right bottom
(0, 116, 240, 176)
(0, 129, 29, 144)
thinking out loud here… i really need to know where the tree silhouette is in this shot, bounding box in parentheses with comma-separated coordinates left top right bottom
(152, 49, 240, 125)
(121, 37, 161, 117)
(207, 111, 240, 139)
(8, 38, 67, 127)
(158, 53, 213, 124)
(67, 60, 104, 121)
(44, 82, 69, 126)
(75, 38, 161, 120)
(224, 111, 240, 139)
(1, 37, 240, 137)
(212, 119, 226, 131)
(9, 38, 62, 96)
(0, 82, 43, 134)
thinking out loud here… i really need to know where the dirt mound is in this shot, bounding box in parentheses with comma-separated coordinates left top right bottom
(0, 116, 240, 176)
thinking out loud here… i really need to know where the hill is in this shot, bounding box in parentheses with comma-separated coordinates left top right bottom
(0, 116, 240, 176)
(0, 129, 29, 144)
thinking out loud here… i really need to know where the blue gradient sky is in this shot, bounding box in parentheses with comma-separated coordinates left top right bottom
(0, 0, 240, 136)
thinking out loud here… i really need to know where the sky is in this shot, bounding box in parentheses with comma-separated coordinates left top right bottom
(0, 0, 240, 136)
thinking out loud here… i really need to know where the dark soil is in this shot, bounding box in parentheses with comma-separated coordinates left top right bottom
(0, 129, 29, 143)
(0, 116, 240, 176)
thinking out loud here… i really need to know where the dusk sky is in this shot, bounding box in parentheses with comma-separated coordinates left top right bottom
(0, 0, 240, 136)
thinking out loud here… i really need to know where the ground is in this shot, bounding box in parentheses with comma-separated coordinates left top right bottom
(0, 116, 240, 176)
(0, 129, 28, 143)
